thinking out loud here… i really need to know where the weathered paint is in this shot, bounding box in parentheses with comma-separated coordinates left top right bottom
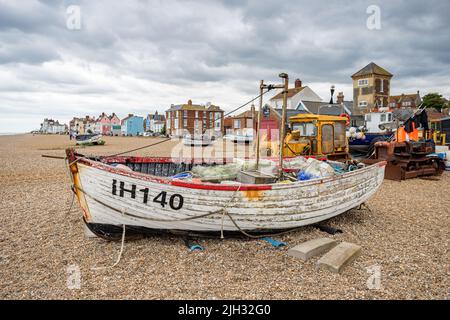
(69, 159, 92, 220)
(69, 154, 386, 232)
(242, 190, 264, 201)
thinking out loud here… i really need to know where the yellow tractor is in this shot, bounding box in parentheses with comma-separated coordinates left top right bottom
(425, 118, 447, 146)
(262, 114, 349, 161)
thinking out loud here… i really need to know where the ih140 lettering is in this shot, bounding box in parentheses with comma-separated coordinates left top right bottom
(112, 179, 184, 210)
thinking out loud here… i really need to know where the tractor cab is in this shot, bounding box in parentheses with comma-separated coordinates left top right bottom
(283, 114, 349, 161)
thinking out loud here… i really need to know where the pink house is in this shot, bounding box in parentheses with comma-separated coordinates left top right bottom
(109, 113, 121, 136)
(96, 112, 111, 135)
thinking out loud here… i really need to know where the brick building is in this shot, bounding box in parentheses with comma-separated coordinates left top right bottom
(352, 62, 393, 113)
(389, 92, 422, 109)
(224, 105, 257, 135)
(165, 100, 224, 137)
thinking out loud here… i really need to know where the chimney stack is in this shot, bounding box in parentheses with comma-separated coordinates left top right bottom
(337, 92, 345, 104)
(294, 78, 302, 88)
(187, 99, 192, 106)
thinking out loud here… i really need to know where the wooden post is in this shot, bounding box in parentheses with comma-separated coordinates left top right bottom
(256, 80, 264, 170)
(278, 73, 289, 178)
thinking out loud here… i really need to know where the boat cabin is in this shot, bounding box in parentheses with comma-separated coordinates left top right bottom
(283, 114, 348, 160)
(364, 112, 393, 133)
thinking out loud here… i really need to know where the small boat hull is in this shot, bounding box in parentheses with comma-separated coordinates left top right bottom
(76, 134, 103, 145)
(182, 136, 212, 146)
(349, 133, 392, 153)
(67, 151, 386, 235)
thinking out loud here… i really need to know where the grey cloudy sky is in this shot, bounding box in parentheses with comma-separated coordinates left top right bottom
(0, 0, 449, 132)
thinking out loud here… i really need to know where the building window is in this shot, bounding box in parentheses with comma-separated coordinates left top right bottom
(234, 119, 240, 129)
(380, 79, 384, 92)
(195, 111, 198, 118)
(183, 118, 187, 127)
(402, 101, 411, 107)
(358, 101, 368, 108)
(183, 110, 188, 118)
(358, 79, 368, 87)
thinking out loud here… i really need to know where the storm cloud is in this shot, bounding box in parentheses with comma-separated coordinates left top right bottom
(0, 0, 449, 132)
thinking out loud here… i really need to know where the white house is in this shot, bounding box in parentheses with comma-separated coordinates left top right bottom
(269, 78, 322, 110)
(40, 118, 67, 134)
(145, 112, 166, 133)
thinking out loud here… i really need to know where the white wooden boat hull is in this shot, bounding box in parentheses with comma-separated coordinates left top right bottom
(68, 154, 386, 233)
(76, 134, 103, 145)
(182, 137, 212, 146)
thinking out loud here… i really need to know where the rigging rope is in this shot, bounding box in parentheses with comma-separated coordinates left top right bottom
(91, 223, 126, 271)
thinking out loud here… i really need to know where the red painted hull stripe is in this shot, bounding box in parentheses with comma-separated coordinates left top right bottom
(170, 179, 272, 191)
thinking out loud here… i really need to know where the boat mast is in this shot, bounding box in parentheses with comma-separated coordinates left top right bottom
(278, 72, 289, 178)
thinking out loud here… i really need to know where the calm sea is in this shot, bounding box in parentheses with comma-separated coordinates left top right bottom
(0, 132, 25, 136)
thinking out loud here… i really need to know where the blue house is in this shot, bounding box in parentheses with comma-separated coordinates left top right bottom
(121, 114, 144, 136)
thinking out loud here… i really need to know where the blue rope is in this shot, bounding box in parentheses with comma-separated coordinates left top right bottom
(260, 237, 286, 248)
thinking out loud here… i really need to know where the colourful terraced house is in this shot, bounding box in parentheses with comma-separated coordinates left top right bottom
(109, 113, 121, 136)
(96, 112, 111, 135)
(121, 114, 144, 136)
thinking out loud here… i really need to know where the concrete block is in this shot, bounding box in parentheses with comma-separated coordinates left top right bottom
(288, 237, 337, 261)
(316, 242, 361, 273)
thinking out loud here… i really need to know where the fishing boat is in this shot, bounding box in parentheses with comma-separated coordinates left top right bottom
(65, 73, 386, 239)
(224, 129, 254, 144)
(75, 133, 104, 145)
(66, 149, 386, 238)
(348, 111, 395, 155)
(182, 134, 212, 146)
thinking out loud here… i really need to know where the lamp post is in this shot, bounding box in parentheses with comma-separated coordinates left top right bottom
(329, 85, 335, 104)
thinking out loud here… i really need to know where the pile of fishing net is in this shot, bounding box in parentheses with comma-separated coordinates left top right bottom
(177, 159, 278, 182)
(284, 157, 335, 180)
(191, 163, 242, 181)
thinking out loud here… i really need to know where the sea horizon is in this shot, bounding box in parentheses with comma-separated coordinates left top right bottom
(0, 132, 26, 136)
